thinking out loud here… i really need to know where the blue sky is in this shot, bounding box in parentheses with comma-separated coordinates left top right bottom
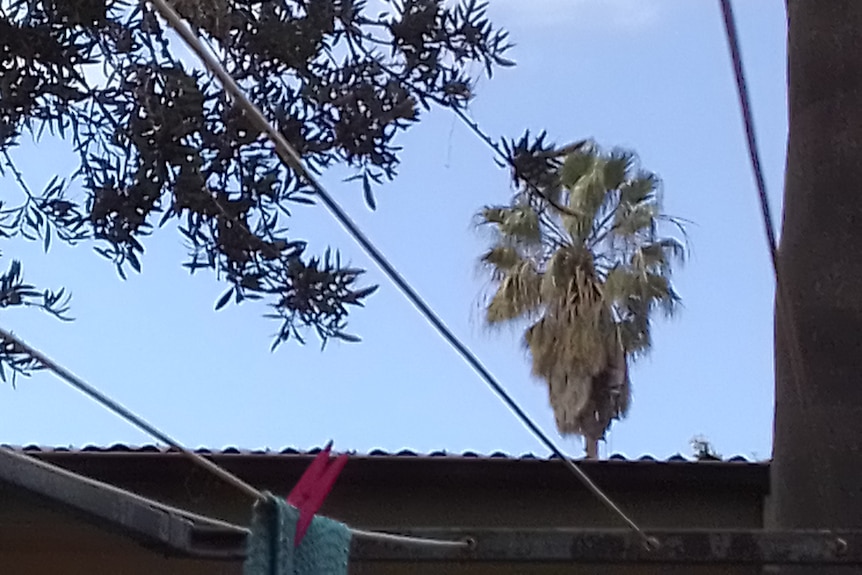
(0, 1, 787, 459)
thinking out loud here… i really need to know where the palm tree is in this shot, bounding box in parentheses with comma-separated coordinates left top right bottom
(476, 141, 685, 458)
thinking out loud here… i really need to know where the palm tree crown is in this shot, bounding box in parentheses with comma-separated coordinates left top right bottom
(477, 140, 686, 457)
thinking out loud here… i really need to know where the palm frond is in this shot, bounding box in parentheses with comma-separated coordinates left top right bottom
(657, 214, 693, 248)
(480, 245, 523, 274)
(486, 260, 542, 323)
(478, 204, 542, 246)
(567, 175, 607, 240)
(642, 237, 686, 264)
(542, 246, 599, 306)
(546, 369, 594, 435)
(558, 147, 611, 241)
(559, 146, 597, 187)
(645, 273, 681, 318)
(537, 211, 571, 251)
(603, 148, 637, 191)
(619, 172, 660, 207)
(616, 314, 651, 357)
(603, 266, 635, 304)
(630, 238, 686, 280)
(613, 201, 657, 237)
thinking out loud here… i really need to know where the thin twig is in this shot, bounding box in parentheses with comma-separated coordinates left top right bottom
(1, 149, 35, 199)
(448, 106, 588, 219)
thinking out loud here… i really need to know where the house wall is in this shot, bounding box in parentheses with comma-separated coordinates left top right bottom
(1, 453, 767, 574)
(0, 488, 235, 575)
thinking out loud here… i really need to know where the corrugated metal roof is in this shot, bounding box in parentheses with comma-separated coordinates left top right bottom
(4, 444, 764, 464)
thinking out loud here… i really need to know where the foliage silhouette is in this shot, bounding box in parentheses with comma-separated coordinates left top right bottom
(0, 0, 512, 373)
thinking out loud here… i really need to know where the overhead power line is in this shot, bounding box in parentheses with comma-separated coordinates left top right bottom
(718, 0, 819, 498)
(142, 0, 650, 543)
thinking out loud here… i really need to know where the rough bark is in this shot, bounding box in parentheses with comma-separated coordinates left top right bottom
(584, 436, 599, 460)
(769, 2, 862, 573)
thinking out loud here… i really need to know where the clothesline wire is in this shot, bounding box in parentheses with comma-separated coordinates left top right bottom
(0, 327, 469, 549)
(0, 444, 467, 549)
(718, 0, 818, 494)
(0, 444, 248, 532)
(145, 0, 650, 544)
(0, 327, 260, 498)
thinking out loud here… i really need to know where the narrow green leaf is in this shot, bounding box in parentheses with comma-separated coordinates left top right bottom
(335, 331, 361, 343)
(363, 174, 377, 211)
(215, 287, 233, 311)
(128, 252, 141, 273)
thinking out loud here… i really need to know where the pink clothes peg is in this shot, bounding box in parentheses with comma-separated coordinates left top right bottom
(286, 441, 348, 547)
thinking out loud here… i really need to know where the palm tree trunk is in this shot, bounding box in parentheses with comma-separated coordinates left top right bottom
(770, 3, 862, 573)
(584, 435, 599, 460)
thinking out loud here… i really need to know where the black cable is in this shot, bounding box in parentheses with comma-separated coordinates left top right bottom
(718, 0, 819, 502)
(719, 0, 780, 264)
(148, 0, 651, 541)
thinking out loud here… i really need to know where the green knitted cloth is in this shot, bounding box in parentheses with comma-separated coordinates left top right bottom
(244, 493, 351, 575)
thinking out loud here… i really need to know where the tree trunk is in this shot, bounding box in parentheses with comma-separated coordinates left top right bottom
(770, 2, 862, 573)
(585, 435, 598, 460)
